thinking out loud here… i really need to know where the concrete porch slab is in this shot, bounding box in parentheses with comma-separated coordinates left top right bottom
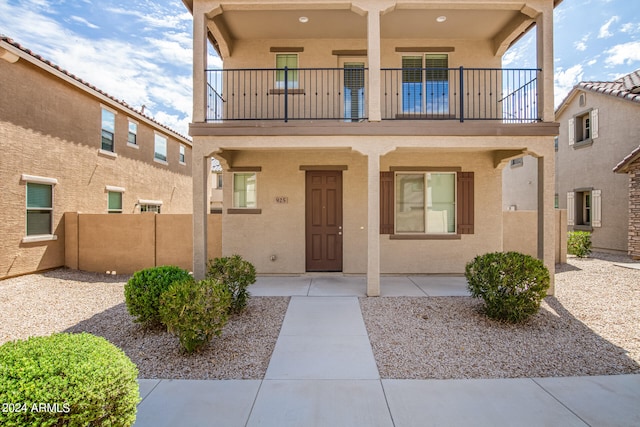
(137, 379, 160, 402)
(308, 276, 367, 296)
(250, 276, 312, 296)
(380, 276, 427, 296)
(409, 276, 471, 296)
(534, 374, 640, 427)
(247, 380, 393, 427)
(382, 378, 588, 427)
(133, 379, 261, 427)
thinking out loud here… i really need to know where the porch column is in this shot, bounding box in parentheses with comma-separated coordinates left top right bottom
(192, 2, 208, 123)
(536, 5, 554, 122)
(193, 149, 211, 279)
(537, 153, 556, 293)
(367, 152, 381, 296)
(366, 7, 382, 122)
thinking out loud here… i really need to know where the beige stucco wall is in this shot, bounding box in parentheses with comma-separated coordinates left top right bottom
(502, 155, 539, 211)
(0, 50, 192, 279)
(556, 91, 640, 253)
(503, 209, 566, 264)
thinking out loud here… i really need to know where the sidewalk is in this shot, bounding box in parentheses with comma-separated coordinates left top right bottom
(134, 276, 640, 427)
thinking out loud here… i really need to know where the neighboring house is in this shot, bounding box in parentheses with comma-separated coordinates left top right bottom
(555, 70, 640, 254)
(182, 0, 560, 295)
(614, 145, 640, 260)
(0, 37, 193, 279)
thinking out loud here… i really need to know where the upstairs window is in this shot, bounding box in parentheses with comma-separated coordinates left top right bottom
(127, 121, 137, 146)
(275, 54, 298, 89)
(154, 133, 167, 162)
(179, 145, 186, 164)
(569, 109, 598, 147)
(402, 54, 449, 115)
(101, 108, 116, 152)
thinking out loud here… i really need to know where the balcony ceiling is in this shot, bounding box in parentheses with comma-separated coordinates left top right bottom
(213, 7, 522, 41)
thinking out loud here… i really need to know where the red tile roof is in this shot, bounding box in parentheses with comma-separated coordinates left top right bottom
(577, 69, 640, 103)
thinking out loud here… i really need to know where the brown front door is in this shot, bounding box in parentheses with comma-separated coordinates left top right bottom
(305, 171, 343, 271)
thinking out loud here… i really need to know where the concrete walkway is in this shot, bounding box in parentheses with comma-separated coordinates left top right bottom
(134, 276, 640, 427)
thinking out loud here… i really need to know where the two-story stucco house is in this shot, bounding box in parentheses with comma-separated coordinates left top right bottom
(555, 70, 640, 255)
(182, 0, 560, 295)
(0, 37, 193, 279)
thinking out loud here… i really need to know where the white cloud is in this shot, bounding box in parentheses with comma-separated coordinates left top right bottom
(598, 15, 619, 39)
(554, 64, 584, 107)
(605, 41, 640, 66)
(621, 22, 640, 34)
(574, 33, 590, 52)
(69, 15, 99, 29)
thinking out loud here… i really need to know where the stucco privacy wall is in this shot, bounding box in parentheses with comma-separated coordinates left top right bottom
(64, 213, 222, 274)
(503, 210, 566, 264)
(0, 46, 192, 279)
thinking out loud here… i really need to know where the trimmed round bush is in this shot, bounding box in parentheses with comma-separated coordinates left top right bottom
(159, 277, 232, 353)
(125, 265, 192, 325)
(465, 251, 550, 323)
(0, 333, 139, 427)
(206, 255, 256, 314)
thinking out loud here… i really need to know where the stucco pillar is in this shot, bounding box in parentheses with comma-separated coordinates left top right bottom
(536, 5, 554, 122)
(367, 152, 381, 296)
(193, 149, 211, 279)
(537, 153, 556, 294)
(192, 3, 208, 123)
(366, 8, 382, 122)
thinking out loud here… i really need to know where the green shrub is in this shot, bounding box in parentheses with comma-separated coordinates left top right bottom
(159, 277, 231, 353)
(568, 231, 592, 258)
(124, 265, 192, 325)
(206, 255, 256, 314)
(0, 333, 139, 427)
(465, 251, 550, 323)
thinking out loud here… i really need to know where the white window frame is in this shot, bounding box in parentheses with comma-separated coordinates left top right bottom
(106, 185, 125, 214)
(127, 119, 138, 148)
(154, 132, 168, 164)
(179, 144, 186, 165)
(100, 105, 117, 154)
(569, 108, 598, 147)
(21, 174, 58, 242)
(232, 172, 258, 209)
(394, 171, 457, 235)
(138, 199, 163, 214)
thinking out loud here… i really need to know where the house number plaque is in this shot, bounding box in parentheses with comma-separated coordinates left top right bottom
(275, 196, 288, 204)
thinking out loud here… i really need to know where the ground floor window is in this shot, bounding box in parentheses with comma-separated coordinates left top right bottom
(26, 182, 53, 235)
(108, 191, 123, 213)
(567, 189, 601, 228)
(233, 172, 257, 208)
(395, 172, 456, 234)
(140, 203, 161, 213)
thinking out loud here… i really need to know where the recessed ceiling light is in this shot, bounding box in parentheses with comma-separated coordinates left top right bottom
(299, 16, 309, 23)
(436, 16, 447, 23)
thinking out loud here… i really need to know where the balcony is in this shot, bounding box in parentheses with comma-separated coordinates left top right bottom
(206, 67, 540, 124)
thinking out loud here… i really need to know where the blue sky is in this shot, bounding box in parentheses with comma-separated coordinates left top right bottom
(1, 0, 639, 135)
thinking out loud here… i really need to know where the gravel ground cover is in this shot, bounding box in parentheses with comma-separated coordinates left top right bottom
(0, 269, 288, 379)
(1, 253, 638, 380)
(361, 253, 640, 379)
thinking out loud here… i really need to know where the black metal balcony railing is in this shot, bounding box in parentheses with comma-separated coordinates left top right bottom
(206, 67, 540, 123)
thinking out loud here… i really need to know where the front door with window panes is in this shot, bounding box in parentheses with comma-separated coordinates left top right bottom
(402, 54, 449, 116)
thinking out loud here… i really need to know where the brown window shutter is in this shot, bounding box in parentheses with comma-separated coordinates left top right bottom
(380, 171, 394, 234)
(457, 172, 474, 234)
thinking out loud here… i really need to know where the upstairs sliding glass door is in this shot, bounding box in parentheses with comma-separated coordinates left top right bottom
(402, 54, 449, 116)
(342, 60, 366, 122)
